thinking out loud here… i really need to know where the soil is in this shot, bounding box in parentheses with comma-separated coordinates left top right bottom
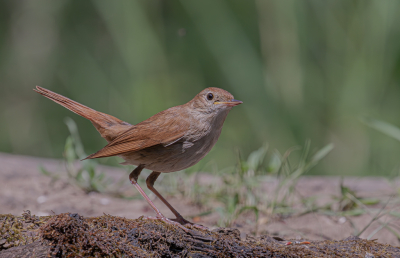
(0, 152, 399, 251)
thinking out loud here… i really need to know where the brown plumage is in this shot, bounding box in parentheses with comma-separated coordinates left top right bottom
(34, 86, 131, 142)
(34, 85, 242, 230)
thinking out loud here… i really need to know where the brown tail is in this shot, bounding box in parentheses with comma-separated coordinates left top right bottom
(34, 86, 131, 142)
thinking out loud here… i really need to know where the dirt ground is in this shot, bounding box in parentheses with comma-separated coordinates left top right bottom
(1, 153, 399, 246)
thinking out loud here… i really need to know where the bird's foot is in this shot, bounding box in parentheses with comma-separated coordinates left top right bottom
(139, 215, 192, 233)
(139, 215, 213, 241)
(139, 215, 208, 232)
(170, 216, 209, 231)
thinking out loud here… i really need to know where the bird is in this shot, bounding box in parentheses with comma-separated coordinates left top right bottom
(34, 86, 242, 230)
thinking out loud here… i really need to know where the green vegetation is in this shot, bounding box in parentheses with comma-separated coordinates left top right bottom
(40, 118, 132, 198)
(1, 1, 400, 177)
(39, 119, 400, 240)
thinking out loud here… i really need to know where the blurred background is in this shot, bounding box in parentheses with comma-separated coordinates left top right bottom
(1, 0, 400, 176)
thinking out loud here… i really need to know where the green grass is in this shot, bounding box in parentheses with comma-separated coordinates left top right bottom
(40, 118, 133, 198)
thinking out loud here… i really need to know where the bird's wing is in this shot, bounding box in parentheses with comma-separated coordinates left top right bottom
(83, 107, 189, 159)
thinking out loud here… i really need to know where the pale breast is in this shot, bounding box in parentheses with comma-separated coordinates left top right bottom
(120, 109, 230, 172)
(120, 129, 221, 172)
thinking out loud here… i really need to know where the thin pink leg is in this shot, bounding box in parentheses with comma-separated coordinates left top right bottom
(146, 171, 208, 231)
(129, 165, 192, 232)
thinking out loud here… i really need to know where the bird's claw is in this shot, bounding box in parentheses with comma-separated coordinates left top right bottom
(139, 215, 209, 235)
(139, 215, 192, 233)
(170, 217, 209, 231)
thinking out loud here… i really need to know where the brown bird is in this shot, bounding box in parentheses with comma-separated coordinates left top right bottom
(34, 86, 242, 230)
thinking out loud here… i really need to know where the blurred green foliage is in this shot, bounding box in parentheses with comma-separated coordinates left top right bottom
(1, 0, 400, 176)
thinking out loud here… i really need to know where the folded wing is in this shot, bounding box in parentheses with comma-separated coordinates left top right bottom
(84, 107, 189, 159)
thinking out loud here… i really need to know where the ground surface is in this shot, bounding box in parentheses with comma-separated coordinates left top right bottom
(0, 152, 399, 247)
(1, 212, 399, 257)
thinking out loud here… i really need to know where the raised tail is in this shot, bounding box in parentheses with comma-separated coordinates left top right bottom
(34, 86, 131, 142)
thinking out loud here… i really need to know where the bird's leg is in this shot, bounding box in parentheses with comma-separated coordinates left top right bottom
(129, 165, 165, 218)
(146, 171, 208, 230)
(129, 166, 191, 232)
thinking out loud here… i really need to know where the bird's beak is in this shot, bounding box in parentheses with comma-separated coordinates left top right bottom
(214, 99, 243, 107)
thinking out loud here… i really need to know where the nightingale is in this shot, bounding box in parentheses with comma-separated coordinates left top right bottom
(34, 86, 242, 230)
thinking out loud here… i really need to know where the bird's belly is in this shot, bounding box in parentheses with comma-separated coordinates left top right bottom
(119, 137, 217, 172)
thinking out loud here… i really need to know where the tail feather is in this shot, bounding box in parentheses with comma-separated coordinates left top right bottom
(34, 86, 131, 142)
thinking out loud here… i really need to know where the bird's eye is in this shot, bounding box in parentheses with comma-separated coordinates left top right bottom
(207, 93, 214, 101)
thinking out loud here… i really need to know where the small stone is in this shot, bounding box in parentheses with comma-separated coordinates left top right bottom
(365, 252, 375, 258)
(0, 239, 6, 245)
(100, 198, 110, 205)
(37, 195, 47, 204)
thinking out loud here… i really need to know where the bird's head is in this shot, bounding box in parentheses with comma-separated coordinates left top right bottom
(189, 87, 242, 114)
